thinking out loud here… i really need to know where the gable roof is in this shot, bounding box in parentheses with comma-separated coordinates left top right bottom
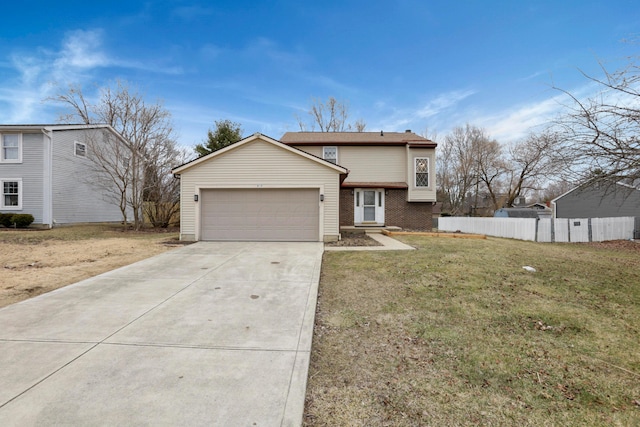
(551, 179, 640, 203)
(172, 132, 349, 175)
(0, 123, 130, 145)
(280, 131, 437, 147)
(0, 124, 116, 132)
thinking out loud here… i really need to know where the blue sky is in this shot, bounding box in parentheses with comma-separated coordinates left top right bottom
(1, 1, 638, 149)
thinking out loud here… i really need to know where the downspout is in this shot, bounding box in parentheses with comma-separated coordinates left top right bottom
(41, 128, 54, 228)
(550, 199, 557, 243)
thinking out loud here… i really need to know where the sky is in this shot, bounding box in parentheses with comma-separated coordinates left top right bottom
(1, 0, 638, 150)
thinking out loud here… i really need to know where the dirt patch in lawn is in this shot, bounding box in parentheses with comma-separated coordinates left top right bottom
(325, 232, 382, 247)
(0, 225, 180, 308)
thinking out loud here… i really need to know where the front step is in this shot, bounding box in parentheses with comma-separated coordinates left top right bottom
(340, 225, 403, 234)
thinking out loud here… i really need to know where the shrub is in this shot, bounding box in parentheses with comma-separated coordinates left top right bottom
(11, 214, 34, 228)
(0, 213, 34, 228)
(0, 213, 12, 227)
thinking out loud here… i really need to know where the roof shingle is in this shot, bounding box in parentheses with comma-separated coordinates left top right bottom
(280, 131, 436, 147)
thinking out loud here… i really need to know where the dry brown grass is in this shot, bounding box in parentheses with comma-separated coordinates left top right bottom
(305, 237, 640, 426)
(0, 224, 180, 308)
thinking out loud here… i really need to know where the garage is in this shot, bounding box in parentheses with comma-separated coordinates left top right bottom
(200, 188, 320, 241)
(171, 133, 347, 242)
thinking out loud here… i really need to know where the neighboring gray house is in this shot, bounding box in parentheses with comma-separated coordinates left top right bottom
(552, 180, 640, 219)
(0, 124, 129, 227)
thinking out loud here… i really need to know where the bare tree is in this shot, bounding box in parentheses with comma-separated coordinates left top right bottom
(437, 124, 489, 215)
(502, 131, 563, 207)
(553, 55, 640, 185)
(297, 96, 366, 132)
(438, 124, 564, 215)
(50, 81, 180, 230)
(539, 179, 574, 203)
(475, 137, 506, 211)
(143, 145, 189, 228)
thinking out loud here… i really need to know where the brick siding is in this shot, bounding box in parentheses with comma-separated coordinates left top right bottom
(339, 189, 354, 227)
(339, 188, 433, 230)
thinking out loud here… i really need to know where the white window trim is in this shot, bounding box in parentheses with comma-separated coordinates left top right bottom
(74, 141, 87, 158)
(1, 133, 22, 163)
(353, 188, 385, 225)
(323, 146, 338, 164)
(1, 178, 22, 210)
(414, 157, 430, 188)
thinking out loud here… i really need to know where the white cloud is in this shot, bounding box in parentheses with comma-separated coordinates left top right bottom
(414, 89, 477, 119)
(475, 96, 565, 141)
(0, 28, 183, 123)
(376, 88, 476, 132)
(471, 81, 607, 142)
(55, 29, 110, 70)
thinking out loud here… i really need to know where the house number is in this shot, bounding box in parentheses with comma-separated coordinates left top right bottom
(256, 184, 263, 188)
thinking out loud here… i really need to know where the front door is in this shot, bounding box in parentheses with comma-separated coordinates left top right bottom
(354, 188, 385, 225)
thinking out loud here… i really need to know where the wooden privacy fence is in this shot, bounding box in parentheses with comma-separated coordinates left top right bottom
(438, 216, 638, 242)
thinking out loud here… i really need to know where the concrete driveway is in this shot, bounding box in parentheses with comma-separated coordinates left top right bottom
(0, 241, 323, 426)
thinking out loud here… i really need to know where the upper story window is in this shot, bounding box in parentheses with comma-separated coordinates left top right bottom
(1, 134, 21, 163)
(415, 157, 429, 187)
(1, 179, 21, 209)
(323, 146, 337, 164)
(75, 141, 87, 157)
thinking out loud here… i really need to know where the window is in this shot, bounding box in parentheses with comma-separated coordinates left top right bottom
(1, 134, 21, 162)
(1, 179, 21, 209)
(323, 146, 337, 164)
(74, 141, 87, 157)
(415, 157, 429, 187)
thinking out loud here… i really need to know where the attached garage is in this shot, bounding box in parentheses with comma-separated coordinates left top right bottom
(172, 133, 347, 242)
(200, 188, 319, 241)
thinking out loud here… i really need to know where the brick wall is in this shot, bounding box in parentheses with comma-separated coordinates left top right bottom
(385, 189, 433, 230)
(339, 189, 354, 226)
(339, 188, 433, 230)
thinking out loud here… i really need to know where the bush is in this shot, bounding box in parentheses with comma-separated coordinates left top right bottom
(0, 213, 34, 228)
(0, 213, 13, 227)
(11, 214, 34, 228)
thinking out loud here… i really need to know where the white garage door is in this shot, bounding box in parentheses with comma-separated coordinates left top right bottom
(200, 188, 320, 241)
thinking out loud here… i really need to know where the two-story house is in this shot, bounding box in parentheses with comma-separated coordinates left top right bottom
(280, 131, 437, 230)
(0, 124, 128, 228)
(172, 131, 436, 242)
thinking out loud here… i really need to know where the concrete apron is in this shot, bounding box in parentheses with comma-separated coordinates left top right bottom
(0, 241, 323, 427)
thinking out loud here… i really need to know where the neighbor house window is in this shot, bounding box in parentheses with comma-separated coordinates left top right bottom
(323, 146, 337, 164)
(1, 179, 21, 209)
(415, 157, 429, 187)
(1, 134, 21, 163)
(74, 141, 87, 157)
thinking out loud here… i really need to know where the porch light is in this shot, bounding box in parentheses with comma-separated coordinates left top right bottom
(320, 194, 324, 202)
(194, 194, 198, 202)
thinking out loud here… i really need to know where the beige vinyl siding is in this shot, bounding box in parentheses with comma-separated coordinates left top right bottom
(179, 139, 340, 241)
(51, 129, 126, 224)
(294, 145, 322, 158)
(0, 133, 44, 222)
(293, 145, 405, 183)
(407, 147, 436, 201)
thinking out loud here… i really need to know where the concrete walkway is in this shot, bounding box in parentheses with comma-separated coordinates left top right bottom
(0, 242, 323, 426)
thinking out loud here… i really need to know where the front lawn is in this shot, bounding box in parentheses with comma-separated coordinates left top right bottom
(305, 236, 640, 426)
(0, 224, 179, 308)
